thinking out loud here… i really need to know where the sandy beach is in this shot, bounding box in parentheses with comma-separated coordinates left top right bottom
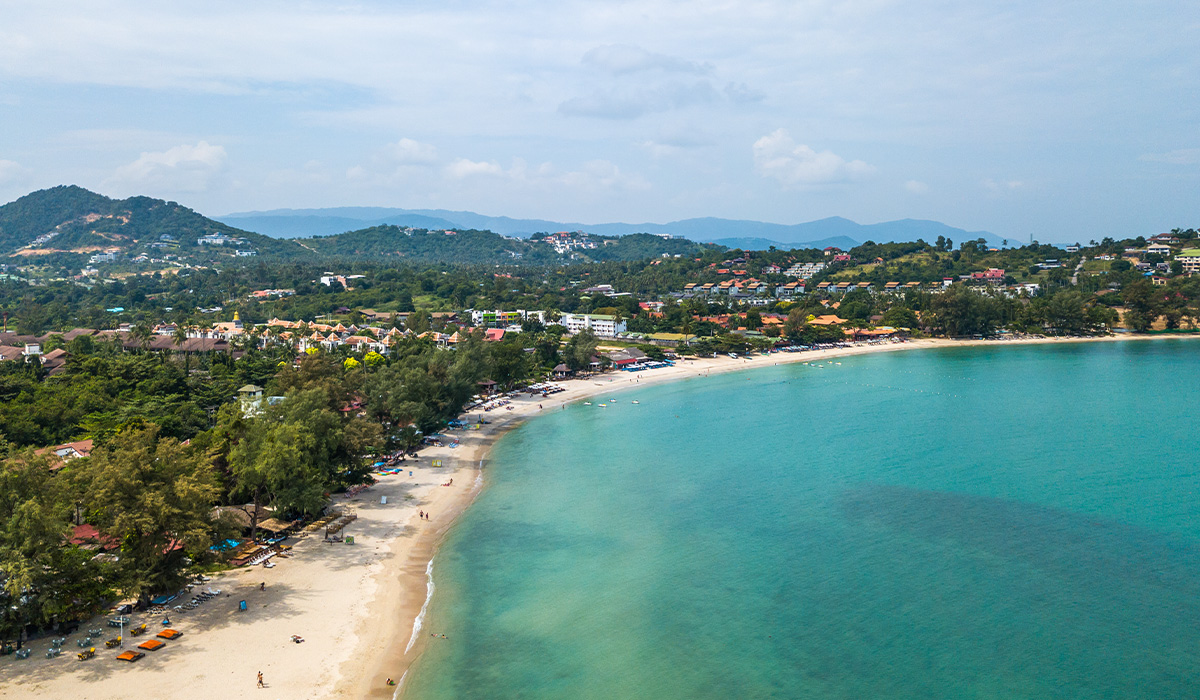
(0, 333, 1189, 699)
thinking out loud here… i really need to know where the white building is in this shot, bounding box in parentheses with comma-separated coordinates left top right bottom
(784, 261, 827, 278)
(468, 309, 546, 326)
(559, 313, 627, 337)
(235, 249, 257, 257)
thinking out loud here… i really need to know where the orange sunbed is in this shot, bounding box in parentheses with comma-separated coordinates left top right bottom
(157, 629, 183, 640)
(137, 639, 165, 651)
(115, 650, 144, 662)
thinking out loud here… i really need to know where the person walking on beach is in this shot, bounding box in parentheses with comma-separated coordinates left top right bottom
(257, 671, 264, 688)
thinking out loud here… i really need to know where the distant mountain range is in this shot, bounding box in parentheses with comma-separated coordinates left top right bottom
(219, 207, 1007, 250)
(0, 187, 712, 266)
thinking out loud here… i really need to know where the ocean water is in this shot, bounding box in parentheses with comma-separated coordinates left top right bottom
(402, 341, 1200, 699)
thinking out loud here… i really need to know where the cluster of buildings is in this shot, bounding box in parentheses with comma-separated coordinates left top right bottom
(682, 279, 771, 302)
(197, 233, 247, 246)
(784, 261, 827, 278)
(87, 249, 121, 264)
(540, 232, 601, 255)
(319, 274, 367, 288)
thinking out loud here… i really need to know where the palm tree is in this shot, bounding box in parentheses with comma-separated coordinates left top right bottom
(610, 307, 626, 336)
(132, 323, 154, 352)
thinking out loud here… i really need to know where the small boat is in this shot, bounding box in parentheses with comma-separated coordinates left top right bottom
(599, 404, 607, 408)
(631, 400, 639, 404)
(583, 402, 592, 405)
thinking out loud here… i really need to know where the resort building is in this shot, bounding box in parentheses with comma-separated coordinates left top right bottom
(1178, 249, 1200, 274)
(559, 313, 627, 337)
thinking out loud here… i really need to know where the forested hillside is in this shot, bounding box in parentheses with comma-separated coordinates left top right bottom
(0, 186, 303, 264)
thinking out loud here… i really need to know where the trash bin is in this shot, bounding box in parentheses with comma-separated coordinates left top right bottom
(239, 600, 247, 611)
(345, 536, 355, 545)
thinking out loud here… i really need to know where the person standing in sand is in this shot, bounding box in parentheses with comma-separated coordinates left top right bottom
(257, 671, 264, 688)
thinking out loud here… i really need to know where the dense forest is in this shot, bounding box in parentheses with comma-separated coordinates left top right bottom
(0, 328, 598, 642)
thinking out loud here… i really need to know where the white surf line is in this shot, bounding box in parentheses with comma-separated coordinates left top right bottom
(405, 558, 436, 654)
(391, 669, 409, 699)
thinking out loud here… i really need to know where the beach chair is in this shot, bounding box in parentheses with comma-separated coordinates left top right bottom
(129, 624, 148, 637)
(104, 637, 122, 648)
(77, 647, 95, 661)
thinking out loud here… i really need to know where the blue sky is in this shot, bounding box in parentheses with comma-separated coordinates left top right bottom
(0, 0, 1196, 241)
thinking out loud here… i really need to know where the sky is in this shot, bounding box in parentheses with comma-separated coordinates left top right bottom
(0, 0, 1197, 242)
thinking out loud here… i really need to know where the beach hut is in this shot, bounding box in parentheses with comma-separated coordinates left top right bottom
(552, 363, 572, 379)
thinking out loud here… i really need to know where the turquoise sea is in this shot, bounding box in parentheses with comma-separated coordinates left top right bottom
(402, 341, 1200, 699)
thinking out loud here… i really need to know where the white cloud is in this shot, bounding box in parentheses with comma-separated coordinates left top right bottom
(753, 129, 875, 187)
(445, 158, 504, 178)
(559, 80, 720, 119)
(581, 44, 710, 75)
(264, 160, 332, 188)
(905, 180, 929, 194)
(559, 160, 651, 192)
(0, 159, 25, 184)
(1140, 148, 1200, 165)
(107, 141, 227, 193)
(384, 138, 438, 165)
(982, 178, 1024, 195)
(442, 156, 649, 193)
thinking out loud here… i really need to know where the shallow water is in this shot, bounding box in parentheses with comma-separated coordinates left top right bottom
(403, 340, 1200, 699)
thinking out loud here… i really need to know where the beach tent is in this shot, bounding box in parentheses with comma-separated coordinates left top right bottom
(256, 517, 291, 534)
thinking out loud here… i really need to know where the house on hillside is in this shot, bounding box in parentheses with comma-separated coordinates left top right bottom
(37, 439, 94, 471)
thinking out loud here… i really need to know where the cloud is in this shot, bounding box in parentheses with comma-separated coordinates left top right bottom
(904, 180, 929, 194)
(445, 158, 504, 178)
(440, 156, 649, 193)
(384, 138, 438, 165)
(559, 160, 651, 192)
(753, 129, 875, 187)
(982, 178, 1024, 195)
(264, 160, 332, 187)
(559, 80, 720, 119)
(107, 141, 227, 192)
(581, 44, 711, 75)
(723, 82, 765, 104)
(0, 159, 25, 184)
(1140, 148, 1200, 165)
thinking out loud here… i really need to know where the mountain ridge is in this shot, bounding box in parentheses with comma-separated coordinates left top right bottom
(219, 207, 1006, 249)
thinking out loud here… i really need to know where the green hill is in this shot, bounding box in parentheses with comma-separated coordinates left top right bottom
(301, 225, 562, 264)
(0, 186, 720, 269)
(0, 185, 303, 263)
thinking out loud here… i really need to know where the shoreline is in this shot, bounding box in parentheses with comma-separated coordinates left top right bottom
(355, 332, 1200, 699)
(2, 333, 1193, 699)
